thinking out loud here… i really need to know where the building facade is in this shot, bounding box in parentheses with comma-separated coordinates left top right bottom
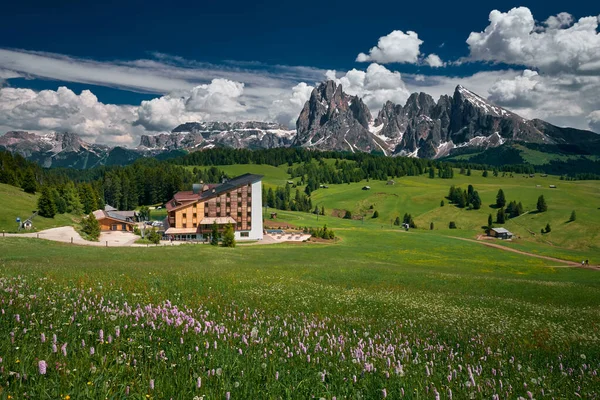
(92, 206, 139, 232)
(165, 174, 263, 241)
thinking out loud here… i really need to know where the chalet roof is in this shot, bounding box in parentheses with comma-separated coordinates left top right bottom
(491, 227, 512, 234)
(93, 209, 138, 224)
(199, 216, 237, 225)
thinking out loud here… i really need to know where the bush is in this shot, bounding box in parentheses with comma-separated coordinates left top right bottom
(440, 200, 444, 207)
(394, 216, 401, 226)
(569, 210, 576, 222)
(544, 223, 552, 233)
(430, 222, 434, 230)
(343, 210, 352, 219)
(372, 210, 379, 218)
(147, 228, 161, 244)
(449, 221, 457, 229)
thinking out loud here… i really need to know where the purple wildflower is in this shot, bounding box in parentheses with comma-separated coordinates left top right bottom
(38, 360, 47, 375)
(150, 379, 154, 390)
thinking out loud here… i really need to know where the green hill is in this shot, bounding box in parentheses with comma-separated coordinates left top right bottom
(0, 183, 78, 232)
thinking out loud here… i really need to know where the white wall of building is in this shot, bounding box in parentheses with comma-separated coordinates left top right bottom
(249, 180, 263, 240)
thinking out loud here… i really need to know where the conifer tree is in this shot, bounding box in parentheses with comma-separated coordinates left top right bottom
(569, 210, 576, 222)
(471, 191, 482, 210)
(37, 186, 57, 218)
(21, 168, 37, 194)
(496, 208, 506, 224)
(372, 210, 379, 218)
(488, 214, 493, 228)
(222, 223, 236, 248)
(496, 189, 506, 208)
(537, 195, 548, 212)
(81, 212, 101, 241)
(210, 222, 220, 246)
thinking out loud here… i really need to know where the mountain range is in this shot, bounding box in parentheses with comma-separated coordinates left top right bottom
(1, 82, 598, 168)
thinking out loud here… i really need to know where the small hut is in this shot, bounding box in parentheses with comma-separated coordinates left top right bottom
(387, 180, 395, 185)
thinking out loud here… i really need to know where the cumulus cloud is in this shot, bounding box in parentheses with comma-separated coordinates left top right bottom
(135, 79, 248, 131)
(269, 82, 314, 127)
(466, 7, 600, 75)
(423, 54, 445, 68)
(0, 86, 138, 143)
(327, 63, 411, 111)
(587, 111, 600, 133)
(356, 30, 423, 64)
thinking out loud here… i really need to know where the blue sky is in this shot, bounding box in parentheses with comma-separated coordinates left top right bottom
(0, 1, 599, 145)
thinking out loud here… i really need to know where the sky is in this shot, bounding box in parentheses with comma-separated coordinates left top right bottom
(0, 0, 599, 146)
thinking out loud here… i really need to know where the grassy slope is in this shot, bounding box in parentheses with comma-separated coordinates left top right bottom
(187, 164, 291, 188)
(0, 183, 78, 232)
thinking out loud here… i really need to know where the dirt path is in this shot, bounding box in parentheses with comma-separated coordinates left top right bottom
(450, 236, 600, 271)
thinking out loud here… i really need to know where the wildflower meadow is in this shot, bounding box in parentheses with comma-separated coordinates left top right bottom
(1, 228, 599, 398)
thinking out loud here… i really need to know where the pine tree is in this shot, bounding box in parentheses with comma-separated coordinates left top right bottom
(210, 222, 220, 246)
(545, 223, 552, 233)
(569, 210, 577, 222)
(471, 191, 482, 210)
(221, 223, 236, 248)
(62, 182, 82, 214)
(496, 189, 506, 208)
(321, 206, 325, 216)
(496, 208, 506, 224)
(440, 200, 444, 207)
(147, 229, 161, 244)
(21, 168, 37, 194)
(37, 186, 57, 218)
(488, 214, 493, 228)
(372, 210, 379, 218)
(428, 167, 435, 179)
(449, 221, 457, 229)
(343, 210, 352, 219)
(482, 169, 488, 177)
(81, 212, 101, 241)
(430, 222, 434, 230)
(394, 216, 401, 226)
(536, 195, 548, 212)
(467, 168, 472, 176)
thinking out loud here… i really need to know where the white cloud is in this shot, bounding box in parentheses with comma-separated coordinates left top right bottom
(356, 30, 423, 64)
(466, 7, 600, 75)
(0, 48, 325, 94)
(423, 54, 445, 68)
(0, 86, 138, 143)
(328, 63, 412, 111)
(269, 82, 314, 127)
(586, 111, 600, 133)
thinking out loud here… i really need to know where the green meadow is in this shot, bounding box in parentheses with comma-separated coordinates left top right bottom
(1, 164, 600, 398)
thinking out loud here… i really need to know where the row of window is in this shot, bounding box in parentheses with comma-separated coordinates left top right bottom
(182, 210, 252, 219)
(182, 222, 252, 229)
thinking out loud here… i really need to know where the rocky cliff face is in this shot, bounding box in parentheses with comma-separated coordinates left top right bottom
(294, 81, 389, 154)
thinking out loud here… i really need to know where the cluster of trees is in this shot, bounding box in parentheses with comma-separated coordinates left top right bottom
(394, 213, 416, 228)
(309, 225, 335, 240)
(263, 186, 313, 213)
(429, 165, 454, 179)
(447, 185, 482, 209)
(493, 189, 525, 224)
(36, 182, 96, 218)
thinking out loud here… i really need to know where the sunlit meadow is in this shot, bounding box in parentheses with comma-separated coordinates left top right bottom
(1, 227, 599, 398)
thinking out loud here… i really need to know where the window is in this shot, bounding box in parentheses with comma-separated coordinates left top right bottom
(183, 223, 187, 228)
(193, 223, 197, 227)
(241, 232, 249, 237)
(182, 213, 187, 219)
(226, 193, 230, 198)
(226, 211, 230, 217)
(193, 213, 197, 218)
(204, 211, 209, 217)
(247, 191, 252, 198)
(217, 212, 221, 217)
(248, 212, 252, 218)
(237, 211, 242, 217)
(216, 202, 221, 208)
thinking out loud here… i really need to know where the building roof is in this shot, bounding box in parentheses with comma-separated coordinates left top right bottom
(199, 216, 237, 225)
(491, 227, 512, 234)
(93, 209, 137, 224)
(165, 227, 198, 235)
(104, 204, 117, 211)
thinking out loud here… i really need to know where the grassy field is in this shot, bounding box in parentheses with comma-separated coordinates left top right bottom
(0, 183, 79, 233)
(188, 164, 292, 188)
(1, 223, 600, 398)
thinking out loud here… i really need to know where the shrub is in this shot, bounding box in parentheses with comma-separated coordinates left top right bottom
(544, 223, 552, 233)
(430, 222, 434, 230)
(449, 221, 457, 229)
(343, 210, 352, 219)
(372, 210, 379, 218)
(147, 228, 161, 244)
(569, 210, 576, 222)
(440, 200, 444, 207)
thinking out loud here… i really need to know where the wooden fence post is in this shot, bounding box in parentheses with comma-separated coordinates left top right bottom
(71, 237, 73, 244)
